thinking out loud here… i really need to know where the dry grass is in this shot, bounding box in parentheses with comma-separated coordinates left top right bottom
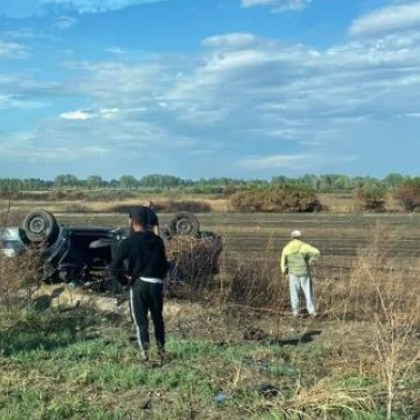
(0, 274, 418, 417)
(0, 206, 418, 418)
(227, 239, 288, 311)
(0, 209, 27, 227)
(0, 249, 41, 311)
(166, 235, 222, 300)
(319, 193, 404, 213)
(222, 222, 419, 418)
(0, 209, 43, 311)
(0, 195, 229, 213)
(1, 190, 409, 215)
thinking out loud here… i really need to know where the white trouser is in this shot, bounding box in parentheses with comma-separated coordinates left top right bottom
(289, 274, 315, 316)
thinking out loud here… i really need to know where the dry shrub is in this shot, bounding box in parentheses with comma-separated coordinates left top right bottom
(0, 210, 42, 310)
(319, 223, 420, 419)
(276, 379, 376, 418)
(227, 241, 289, 311)
(355, 186, 387, 212)
(230, 185, 322, 213)
(333, 224, 419, 321)
(395, 178, 420, 212)
(166, 235, 222, 299)
(0, 247, 42, 311)
(0, 209, 26, 227)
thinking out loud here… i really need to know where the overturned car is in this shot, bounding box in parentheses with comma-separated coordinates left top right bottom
(0, 209, 222, 292)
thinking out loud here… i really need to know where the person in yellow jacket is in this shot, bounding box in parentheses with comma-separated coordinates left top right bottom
(280, 230, 320, 318)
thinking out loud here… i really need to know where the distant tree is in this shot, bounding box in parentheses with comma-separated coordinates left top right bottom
(331, 175, 352, 190)
(395, 178, 420, 211)
(119, 175, 138, 190)
(318, 174, 338, 190)
(271, 176, 289, 185)
(356, 183, 387, 212)
(292, 174, 320, 190)
(383, 173, 407, 190)
(109, 179, 119, 189)
(53, 174, 80, 189)
(86, 175, 104, 189)
(139, 174, 184, 189)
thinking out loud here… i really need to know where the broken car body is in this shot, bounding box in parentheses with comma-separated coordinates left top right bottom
(0, 209, 222, 291)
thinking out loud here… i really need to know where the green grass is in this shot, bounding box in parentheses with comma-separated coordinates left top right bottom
(0, 307, 417, 419)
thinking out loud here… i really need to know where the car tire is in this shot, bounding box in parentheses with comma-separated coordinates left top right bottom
(168, 211, 200, 237)
(22, 209, 59, 243)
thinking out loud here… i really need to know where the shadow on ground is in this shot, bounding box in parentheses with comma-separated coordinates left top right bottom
(270, 330, 322, 346)
(244, 327, 322, 346)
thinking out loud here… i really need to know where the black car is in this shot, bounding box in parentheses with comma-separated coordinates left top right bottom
(0, 209, 222, 292)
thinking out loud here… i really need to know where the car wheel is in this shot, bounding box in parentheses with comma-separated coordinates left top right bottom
(22, 209, 59, 243)
(168, 212, 200, 237)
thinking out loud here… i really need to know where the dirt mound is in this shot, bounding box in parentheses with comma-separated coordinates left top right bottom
(32, 284, 206, 322)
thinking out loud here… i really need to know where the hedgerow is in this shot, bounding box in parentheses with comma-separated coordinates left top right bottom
(229, 185, 322, 212)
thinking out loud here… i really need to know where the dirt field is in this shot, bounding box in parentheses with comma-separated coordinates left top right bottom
(1, 210, 419, 418)
(53, 211, 420, 273)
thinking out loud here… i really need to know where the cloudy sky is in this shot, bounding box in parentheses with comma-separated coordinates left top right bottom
(0, 0, 419, 180)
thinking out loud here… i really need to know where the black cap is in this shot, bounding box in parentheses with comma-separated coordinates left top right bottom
(129, 206, 148, 226)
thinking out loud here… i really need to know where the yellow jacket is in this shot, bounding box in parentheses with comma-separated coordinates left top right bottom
(280, 239, 320, 277)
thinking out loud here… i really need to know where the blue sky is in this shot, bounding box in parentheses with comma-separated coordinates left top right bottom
(0, 0, 419, 180)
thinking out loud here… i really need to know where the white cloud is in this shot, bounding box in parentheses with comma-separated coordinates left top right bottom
(41, 0, 169, 14)
(238, 154, 312, 169)
(0, 39, 28, 59)
(53, 16, 77, 30)
(59, 107, 121, 120)
(202, 33, 258, 49)
(0, 130, 108, 162)
(350, 1, 420, 37)
(59, 109, 94, 120)
(40, 24, 420, 175)
(4, 0, 420, 177)
(405, 112, 420, 118)
(237, 153, 358, 170)
(105, 47, 129, 55)
(241, 0, 311, 13)
(0, 94, 47, 110)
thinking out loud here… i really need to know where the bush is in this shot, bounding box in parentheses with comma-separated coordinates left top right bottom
(0, 248, 41, 311)
(0, 210, 26, 227)
(165, 235, 222, 299)
(395, 178, 420, 212)
(230, 185, 322, 213)
(355, 186, 387, 212)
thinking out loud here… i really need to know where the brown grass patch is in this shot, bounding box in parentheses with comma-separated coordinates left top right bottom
(165, 235, 222, 299)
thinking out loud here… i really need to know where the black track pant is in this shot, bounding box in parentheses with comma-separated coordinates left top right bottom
(130, 279, 165, 355)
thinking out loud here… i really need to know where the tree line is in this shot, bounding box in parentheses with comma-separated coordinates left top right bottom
(0, 173, 416, 194)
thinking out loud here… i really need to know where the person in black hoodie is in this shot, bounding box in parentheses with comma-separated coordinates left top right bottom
(110, 207, 168, 362)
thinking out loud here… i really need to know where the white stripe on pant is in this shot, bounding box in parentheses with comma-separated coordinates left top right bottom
(129, 286, 146, 358)
(288, 274, 315, 316)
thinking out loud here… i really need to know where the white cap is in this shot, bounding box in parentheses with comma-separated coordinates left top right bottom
(291, 230, 302, 238)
